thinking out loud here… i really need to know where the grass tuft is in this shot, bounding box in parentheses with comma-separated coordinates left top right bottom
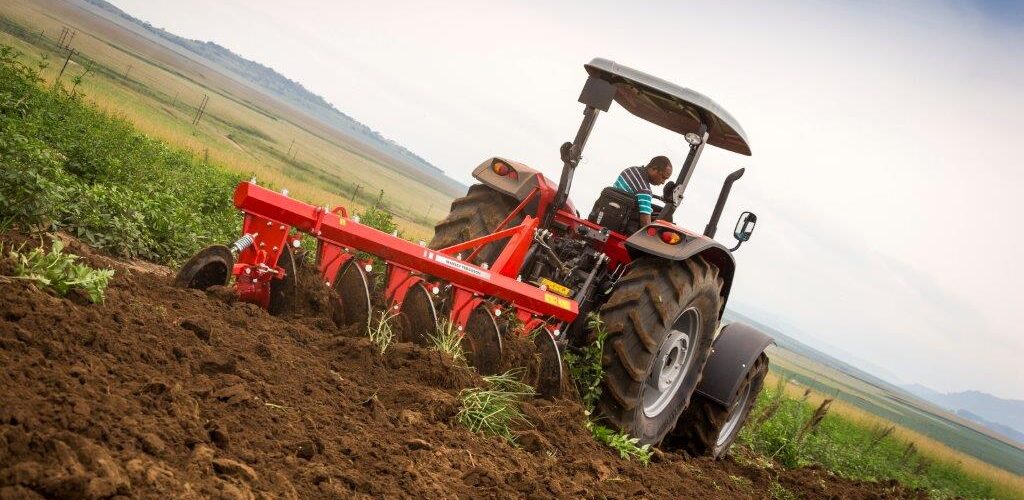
(366, 309, 397, 355)
(428, 319, 466, 365)
(456, 369, 534, 443)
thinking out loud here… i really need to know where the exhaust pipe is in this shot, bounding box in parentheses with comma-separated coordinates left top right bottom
(703, 168, 745, 239)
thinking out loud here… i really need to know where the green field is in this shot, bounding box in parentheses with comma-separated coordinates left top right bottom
(767, 345, 1024, 477)
(0, 0, 457, 241)
(739, 370, 1024, 499)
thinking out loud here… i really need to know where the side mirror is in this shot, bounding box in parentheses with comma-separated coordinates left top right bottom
(730, 211, 757, 251)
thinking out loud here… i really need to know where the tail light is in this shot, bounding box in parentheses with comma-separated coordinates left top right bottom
(492, 161, 511, 175)
(491, 161, 518, 180)
(660, 230, 682, 245)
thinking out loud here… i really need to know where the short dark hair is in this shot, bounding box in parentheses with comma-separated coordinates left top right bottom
(646, 155, 672, 173)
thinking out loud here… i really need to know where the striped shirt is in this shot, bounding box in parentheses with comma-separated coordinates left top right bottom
(614, 166, 654, 215)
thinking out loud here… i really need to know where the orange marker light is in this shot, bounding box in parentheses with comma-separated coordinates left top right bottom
(492, 161, 511, 176)
(660, 231, 682, 245)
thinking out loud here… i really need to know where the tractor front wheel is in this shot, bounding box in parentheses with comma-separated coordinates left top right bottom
(596, 257, 722, 446)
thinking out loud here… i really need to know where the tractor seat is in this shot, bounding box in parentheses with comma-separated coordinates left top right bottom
(587, 187, 662, 235)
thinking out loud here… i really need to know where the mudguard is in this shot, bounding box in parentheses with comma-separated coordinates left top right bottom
(694, 322, 774, 407)
(624, 224, 737, 305)
(471, 157, 543, 201)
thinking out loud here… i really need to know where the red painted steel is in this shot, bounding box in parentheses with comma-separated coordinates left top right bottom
(231, 182, 578, 323)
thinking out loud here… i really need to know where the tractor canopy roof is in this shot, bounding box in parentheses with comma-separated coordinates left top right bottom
(585, 58, 751, 156)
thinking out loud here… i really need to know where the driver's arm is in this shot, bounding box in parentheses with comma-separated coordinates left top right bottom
(636, 191, 653, 226)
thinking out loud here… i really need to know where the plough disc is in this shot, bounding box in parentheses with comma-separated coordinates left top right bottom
(462, 305, 503, 375)
(534, 330, 565, 399)
(332, 259, 372, 327)
(268, 246, 297, 315)
(396, 283, 439, 345)
(173, 245, 232, 290)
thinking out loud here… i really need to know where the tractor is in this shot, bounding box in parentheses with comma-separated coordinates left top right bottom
(174, 58, 772, 458)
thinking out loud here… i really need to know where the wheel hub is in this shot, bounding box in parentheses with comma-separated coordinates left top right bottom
(643, 308, 700, 418)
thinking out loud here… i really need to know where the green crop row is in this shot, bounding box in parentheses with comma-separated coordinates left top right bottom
(738, 377, 1020, 499)
(0, 45, 241, 265)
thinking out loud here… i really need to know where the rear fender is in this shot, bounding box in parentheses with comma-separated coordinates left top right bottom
(472, 157, 545, 201)
(472, 157, 570, 219)
(695, 322, 773, 407)
(624, 225, 737, 308)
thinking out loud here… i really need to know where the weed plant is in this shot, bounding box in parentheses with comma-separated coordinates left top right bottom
(1, 238, 113, 303)
(563, 313, 607, 412)
(456, 370, 534, 443)
(586, 418, 653, 464)
(564, 313, 652, 464)
(428, 320, 466, 365)
(367, 309, 397, 355)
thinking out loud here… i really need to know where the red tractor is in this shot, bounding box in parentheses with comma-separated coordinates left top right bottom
(175, 58, 771, 457)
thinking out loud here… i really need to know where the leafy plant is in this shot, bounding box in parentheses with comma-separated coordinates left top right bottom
(0, 130, 69, 230)
(456, 370, 534, 443)
(367, 309, 397, 355)
(563, 313, 608, 412)
(357, 204, 398, 235)
(428, 319, 466, 364)
(585, 418, 653, 465)
(562, 314, 652, 464)
(2, 238, 113, 303)
(0, 44, 241, 265)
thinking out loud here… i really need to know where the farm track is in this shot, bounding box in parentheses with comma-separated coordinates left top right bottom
(0, 233, 923, 499)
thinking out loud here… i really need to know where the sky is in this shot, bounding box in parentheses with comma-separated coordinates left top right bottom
(108, 0, 1024, 399)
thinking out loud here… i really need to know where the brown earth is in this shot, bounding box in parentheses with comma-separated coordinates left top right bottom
(0, 234, 925, 499)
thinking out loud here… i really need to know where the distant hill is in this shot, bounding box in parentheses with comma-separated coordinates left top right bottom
(903, 384, 1024, 445)
(83, 0, 464, 196)
(956, 409, 1024, 445)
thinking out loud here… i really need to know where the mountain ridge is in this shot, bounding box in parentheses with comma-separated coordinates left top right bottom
(902, 384, 1024, 445)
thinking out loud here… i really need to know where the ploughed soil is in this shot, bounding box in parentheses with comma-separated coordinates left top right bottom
(0, 233, 923, 499)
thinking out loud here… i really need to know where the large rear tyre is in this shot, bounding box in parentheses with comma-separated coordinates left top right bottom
(429, 184, 522, 265)
(668, 353, 768, 458)
(596, 257, 723, 446)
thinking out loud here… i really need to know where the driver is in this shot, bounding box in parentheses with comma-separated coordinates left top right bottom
(613, 156, 673, 226)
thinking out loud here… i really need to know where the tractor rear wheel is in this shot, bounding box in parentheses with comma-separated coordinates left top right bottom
(596, 257, 723, 446)
(668, 353, 768, 458)
(429, 184, 522, 265)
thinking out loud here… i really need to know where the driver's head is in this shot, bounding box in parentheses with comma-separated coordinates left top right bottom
(645, 156, 673, 185)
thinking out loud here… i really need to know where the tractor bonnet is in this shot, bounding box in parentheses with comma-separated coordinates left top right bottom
(584, 58, 751, 156)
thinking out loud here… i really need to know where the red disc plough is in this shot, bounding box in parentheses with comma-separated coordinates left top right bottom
(176, 181, 574, 385)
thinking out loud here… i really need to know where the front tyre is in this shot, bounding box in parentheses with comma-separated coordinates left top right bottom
(667, 353, 768, 458)
(596, 257, 723, 446)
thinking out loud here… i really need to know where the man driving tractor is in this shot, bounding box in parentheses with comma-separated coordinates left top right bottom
(613, 155, 673, 226)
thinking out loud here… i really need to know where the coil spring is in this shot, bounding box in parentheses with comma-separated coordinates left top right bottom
(230, 234, 256, 254)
